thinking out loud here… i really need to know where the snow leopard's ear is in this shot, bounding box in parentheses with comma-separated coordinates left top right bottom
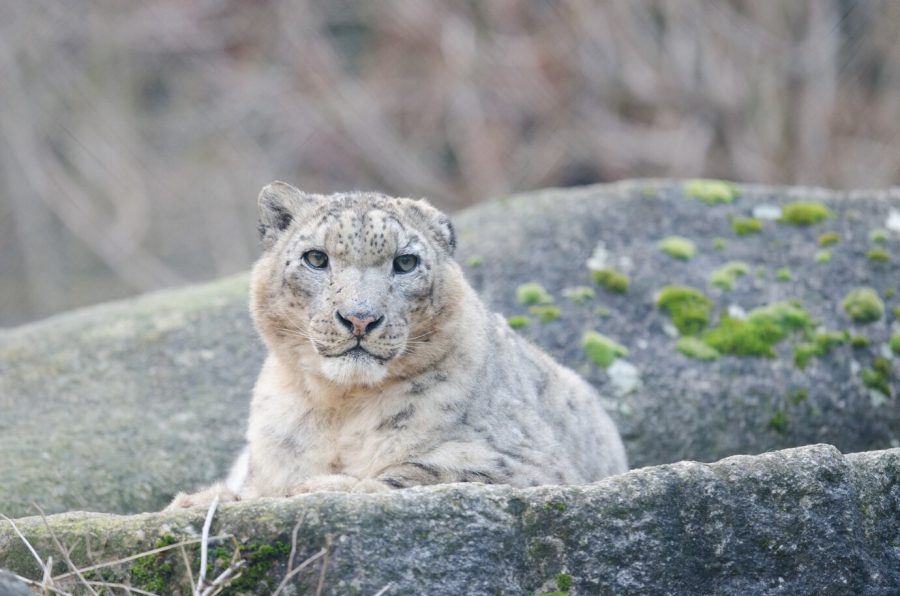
(257, 181, 316, 250)
(414, 198, 456, 256)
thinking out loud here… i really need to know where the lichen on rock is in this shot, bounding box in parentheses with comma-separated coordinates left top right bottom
(658, 236, 696, 260)
(656, 286, 713, 335)
(684, 179, 740, 204)
(842, 288, 884, 324)
(780, 202, 831, 226)
(582, 331, 628, 368)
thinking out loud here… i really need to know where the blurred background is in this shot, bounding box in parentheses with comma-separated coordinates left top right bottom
(2, 0, 900, 326)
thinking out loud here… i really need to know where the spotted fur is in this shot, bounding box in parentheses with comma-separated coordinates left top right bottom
(167, 182, 626, 508)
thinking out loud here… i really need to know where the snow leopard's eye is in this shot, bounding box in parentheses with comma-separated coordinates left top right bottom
(303, 250, 329, 270)
(393, 254, 419, 274)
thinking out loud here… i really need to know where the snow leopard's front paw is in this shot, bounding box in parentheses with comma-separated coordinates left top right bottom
(165, 483, 239, 510)
(286, 474, 391, 495)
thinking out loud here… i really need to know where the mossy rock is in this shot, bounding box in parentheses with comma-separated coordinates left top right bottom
(1, 445, 898, 594)
(3, 180, 900, 519)
(780, 202, 831, 226)
(842, 288, 884, 324)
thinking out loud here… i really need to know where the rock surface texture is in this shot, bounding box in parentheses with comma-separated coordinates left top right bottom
(1, 180, 898, 520)
(0, 445, 898, 595)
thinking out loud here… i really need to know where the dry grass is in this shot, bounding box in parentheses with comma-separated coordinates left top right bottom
(1, 498, 330, 595)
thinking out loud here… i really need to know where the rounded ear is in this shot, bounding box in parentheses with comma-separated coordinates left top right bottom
(415, 199, 456, 256)
(257, 181, 314, 250)
(434, 213, 456, 255)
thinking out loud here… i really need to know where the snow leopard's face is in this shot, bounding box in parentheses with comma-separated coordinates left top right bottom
(251, 182, 457, 387)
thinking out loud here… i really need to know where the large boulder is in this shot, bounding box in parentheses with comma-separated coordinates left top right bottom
(1, 445, 898, 594)
(1, 180, 898, 517)
(453, 181, 899, 468)
(0, 274, 261, 517)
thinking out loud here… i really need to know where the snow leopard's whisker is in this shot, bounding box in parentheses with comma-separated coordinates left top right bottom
(407, 330, 436, 342)
(273, 326, 316, 340)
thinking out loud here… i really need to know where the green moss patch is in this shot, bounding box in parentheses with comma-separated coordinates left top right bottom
(842, 288, 884, 324)
(684, 179, 740, 204)
(591, 268, 629, 293)
(130, 535, 178, 593)
(768, 410, 789, 434)
(710, 261, 750, 291)
(676, 337, 720, 361)
(563, 286, 595, 304)
(713, 238, 728, 251)
(870, 229, 889, 243)
(776, 268, 793, 282)
(794, 331, 848, 369)
(817, 231, 841, 247)
(732, 218, 763, 236)
(467, 255, 484, 268)
(780, 202, 831, 226)
(815, 250, 833, 264)
(867, 248, 890, 263)
(582, 331, 628, 368)
(702, 317, 782, 358)
(702, 300, 814, 358)
(507, 315, 530, 329)
(556, 573, 573, 591)
(788, 388, 809, 405)
(530, 305, 562, 322)
(749, 300, 815, 332)
(850, 335, 870, 348)
(656, 286, 713, 335)
(517, 282, 554, 306)
(659, 236, 696, 260)
(890, 334, 900, 356)
(861, 357, 893, 397)
(212, 541, 292, 593)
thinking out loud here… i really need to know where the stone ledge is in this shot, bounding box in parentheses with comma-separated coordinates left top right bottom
(2, 444, 898, 594)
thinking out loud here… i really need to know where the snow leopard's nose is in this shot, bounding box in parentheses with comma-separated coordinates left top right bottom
(335, 310, 384, 337)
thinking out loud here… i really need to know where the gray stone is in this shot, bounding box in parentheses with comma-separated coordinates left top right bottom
(0, 274, 262, 517)
(1, 181, 899, 518)
(454, 181, 900, 468)
(0, 571, 31, 596)
(0, 445, 897, 594)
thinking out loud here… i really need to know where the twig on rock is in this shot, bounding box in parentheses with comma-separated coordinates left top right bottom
(196, 494, 220, 595)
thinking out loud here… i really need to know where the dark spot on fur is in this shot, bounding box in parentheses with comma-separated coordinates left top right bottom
(381, 476, 408, 489)
(459, 470, 495, 483)
(376, 404, 416, 431)
(406, 461, 441, 479)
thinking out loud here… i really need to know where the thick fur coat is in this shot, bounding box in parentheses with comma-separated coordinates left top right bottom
(168, 182, 626, 507)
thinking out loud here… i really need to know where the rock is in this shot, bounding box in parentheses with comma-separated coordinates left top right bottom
(0, 274, 262, 517)
(455, 181, 900, 468)
(2, 181, 899, 517)
(0, 445, 897, 594)
(0, 571, 31, 596)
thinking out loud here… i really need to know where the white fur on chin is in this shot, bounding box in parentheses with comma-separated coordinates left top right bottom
(319, 355, 389, 387)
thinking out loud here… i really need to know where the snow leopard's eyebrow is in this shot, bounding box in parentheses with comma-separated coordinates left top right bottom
(397, 237, 424, 254)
